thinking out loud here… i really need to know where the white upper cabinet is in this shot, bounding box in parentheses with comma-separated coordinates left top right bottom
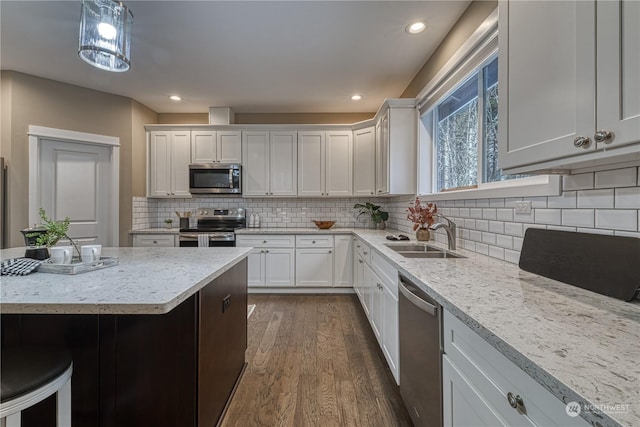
(148, 130, 191, 198)
(353, 126, 376, 196)
(498, 0, 640, 174)
(242, 130, 297, 196)
(374, 100, 417, 195)
(298, 130, 353, 197)
(191, 130, 241, 164)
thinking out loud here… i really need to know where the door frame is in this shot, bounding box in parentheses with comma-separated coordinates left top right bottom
(28, 125, 120, 246)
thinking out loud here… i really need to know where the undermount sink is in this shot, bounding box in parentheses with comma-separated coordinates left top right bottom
(399, 251, 465, 259)
(384, 243, 466, 259)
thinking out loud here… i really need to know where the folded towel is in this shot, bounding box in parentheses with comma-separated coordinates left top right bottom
(1, 258, 43, 276)
(198, 234, 209, 247)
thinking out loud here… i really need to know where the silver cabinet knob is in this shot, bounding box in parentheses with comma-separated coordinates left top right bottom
(263, 240, 267, 244)
(506, 392, 525, 413)
(594, 130, 613, 143)
(265, 192, 269, 195)
(328, 250, 332, 254)
(153, 240, 157, 244)
(312, 240, 316, 244)
(573, 136, 591, 148)
(358, 259, 363, 264)
(265, 250, 269, 253)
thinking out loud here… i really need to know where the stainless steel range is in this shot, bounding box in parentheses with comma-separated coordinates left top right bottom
(179, 208, 246, 247)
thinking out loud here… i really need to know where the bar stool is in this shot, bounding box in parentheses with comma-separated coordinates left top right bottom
(0, 347, 72, 427)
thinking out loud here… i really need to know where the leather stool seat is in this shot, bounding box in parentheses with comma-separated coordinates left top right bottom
(1, 347, 72, 427)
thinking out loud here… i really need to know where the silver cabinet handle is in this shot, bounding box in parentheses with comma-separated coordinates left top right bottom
(594, 130, 613, 143)
(573, 136, 591, 148)
(363, 251, 368, 255)
(506, 392, 526, 413)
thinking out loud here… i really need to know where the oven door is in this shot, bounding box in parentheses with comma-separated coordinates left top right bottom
(189, 164, 241, 194)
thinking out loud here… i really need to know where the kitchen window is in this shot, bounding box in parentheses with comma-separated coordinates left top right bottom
(417, 10, 560, 200)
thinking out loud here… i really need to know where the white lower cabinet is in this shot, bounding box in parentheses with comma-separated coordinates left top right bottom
(443, 311, 589, 427)
(353, 237, 400, 383)
(333, 235, 353, 287)
(237, 235, 295, 287)
(295, 248, 333, 286)
(132, 234, 176, 247)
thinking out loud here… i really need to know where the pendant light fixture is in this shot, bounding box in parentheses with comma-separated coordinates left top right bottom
(78, 0, 133, 72)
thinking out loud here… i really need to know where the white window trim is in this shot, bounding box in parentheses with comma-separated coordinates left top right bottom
(416, 7, 562, 200)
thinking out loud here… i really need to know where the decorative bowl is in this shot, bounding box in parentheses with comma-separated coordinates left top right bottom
(313, 220, 336, 230)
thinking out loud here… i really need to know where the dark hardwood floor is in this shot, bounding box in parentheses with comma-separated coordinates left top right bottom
(221, 294, 413, 427)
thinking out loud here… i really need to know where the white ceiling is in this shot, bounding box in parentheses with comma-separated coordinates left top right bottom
(0, 0, 470, 114)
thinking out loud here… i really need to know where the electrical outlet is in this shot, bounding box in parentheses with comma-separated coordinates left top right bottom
(514, 201, 532, 214)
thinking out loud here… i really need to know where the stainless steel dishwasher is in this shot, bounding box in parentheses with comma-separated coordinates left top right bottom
(399, 274, 442, 427)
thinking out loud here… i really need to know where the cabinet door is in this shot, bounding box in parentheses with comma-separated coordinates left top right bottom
(381, 283, 399, 382)
(191, 131, 216, 163)
(149, 131, 172, 197)
(295, 248, 333, 287)
(246, 248, 265, 287)
(171, 130, 192, 197)
(133, 234, 176, 247)
(376, 110, 390, 194)
(265, 248, 295, 287)
(297, 131, 324, 196)
(242, 131, 270, 196)
(498, 0, 596, 171)
(325, 131, 353, 196)
(354, 253, 365, 303)
(369, 269, 383, 341)
(443, 355, 509, 427)
(353, 126, 376, 196)
(333, 235, 353, 287)
(217, 130, 242, 164)
(597, 0, 640, 149)
(270, 131, 298, 196)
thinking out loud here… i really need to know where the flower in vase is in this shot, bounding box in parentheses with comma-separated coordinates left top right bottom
(407, 197, 437, 231)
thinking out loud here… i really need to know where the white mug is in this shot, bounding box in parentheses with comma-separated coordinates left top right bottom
(50, 246, 73, 264)
(81, 245, 102, 263)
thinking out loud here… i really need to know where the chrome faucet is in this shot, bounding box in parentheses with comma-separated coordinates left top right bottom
(430, 214, 457, 250)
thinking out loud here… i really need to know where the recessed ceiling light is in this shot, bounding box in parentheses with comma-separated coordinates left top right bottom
(406, 21, 426, 34)
(169, 95, 182, 101)
(350, 94, 363, 101)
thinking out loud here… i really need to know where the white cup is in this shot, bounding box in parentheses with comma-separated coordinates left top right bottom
(81, 245, 102, 263)
(50, 246, 73, 264)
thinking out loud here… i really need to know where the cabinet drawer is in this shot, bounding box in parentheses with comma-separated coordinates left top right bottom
(443, 311, 589, 427)
(295, 235, 334, 248)
(354, 239, 371, 264)
(236, 235, 295, 248)
(133, 234, 176, 247)
(371, 251, 397, 296)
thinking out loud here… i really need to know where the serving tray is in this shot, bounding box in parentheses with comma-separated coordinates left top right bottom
(39, 257, 119, 275)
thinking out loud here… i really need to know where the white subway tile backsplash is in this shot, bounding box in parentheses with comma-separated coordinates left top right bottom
(577, 228, 614, 236)
(476, 220, 489, 232)
(595, 210, 638, 231)
(513, 237, 524, 251)
(529, 197, 548, 208)
(504, 249, 521, 264)
(476, 199, 489, 208)
(482, 232, 497, 245)
(489, 246, 504, 260)
(489, 221, 504, 234)
(496, 209, 513, 222)
(482, 209, 497, 220)
(475, 243, 489, 255)
(496, 234, 513, 249)
(534, 209, 562, 225)
(595, 167, 637, 189)
(577, 189, 614, 208)
(615, 187, 640, 209)
(470, 208, 483, 218)
(547, 225, 577, 232)
(614, 230, 640, 238)
(489, 198, 505, 208)
(562, 209, 594, 228)
(504, 222, 523, 237)
(563, 173, 594, 191)
(547, 191, 576, 208)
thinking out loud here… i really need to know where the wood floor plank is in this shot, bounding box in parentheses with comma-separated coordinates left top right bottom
(221, 294, 412, 427)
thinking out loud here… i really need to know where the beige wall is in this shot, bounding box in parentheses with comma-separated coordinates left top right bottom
(0, 71, 152, 247)
(158, 113, 208, 124)
(401, 0, 497, 98)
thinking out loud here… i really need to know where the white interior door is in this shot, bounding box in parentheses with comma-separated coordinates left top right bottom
(29, 126, 119, 247)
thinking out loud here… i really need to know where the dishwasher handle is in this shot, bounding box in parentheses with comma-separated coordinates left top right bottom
(399, 277, 438, 317)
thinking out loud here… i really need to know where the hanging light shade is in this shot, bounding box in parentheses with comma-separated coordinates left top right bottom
(78, 0, 133, 72)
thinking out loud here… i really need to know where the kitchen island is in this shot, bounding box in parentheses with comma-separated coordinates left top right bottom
(0, 247, 251, 427)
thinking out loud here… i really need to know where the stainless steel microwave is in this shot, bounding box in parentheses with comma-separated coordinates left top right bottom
(189, 164, 241, 194)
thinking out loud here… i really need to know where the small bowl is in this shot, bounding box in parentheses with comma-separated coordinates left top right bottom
(313, 220, 336, 230)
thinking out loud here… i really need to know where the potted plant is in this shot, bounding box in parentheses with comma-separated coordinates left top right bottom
(354, 202, 389, 229)
(407, 197, 437, 240)
(164, 218, 174, 229)
(25, 208, 80, 259)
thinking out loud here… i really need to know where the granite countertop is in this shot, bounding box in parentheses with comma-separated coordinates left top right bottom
(0, 247, 251, 315)
(236, 227, 355, 235)
(350, 229, 639, 427)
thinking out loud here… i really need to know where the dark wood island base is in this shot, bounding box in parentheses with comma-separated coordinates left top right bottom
(1, 259, 248, 427)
